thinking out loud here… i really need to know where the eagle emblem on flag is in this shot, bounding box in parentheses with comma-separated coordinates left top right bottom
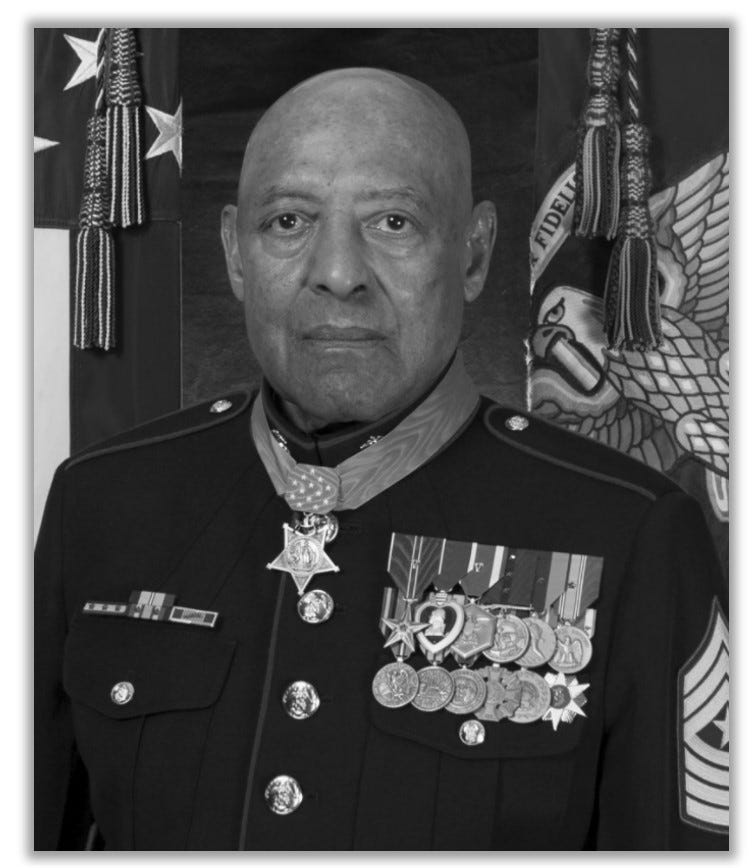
(677, 597, 729, 834)
(529, 153, 729, 522)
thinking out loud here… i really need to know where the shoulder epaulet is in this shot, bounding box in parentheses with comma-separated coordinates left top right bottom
(483, 401, 678, 503)
(65, 389, 254, 471)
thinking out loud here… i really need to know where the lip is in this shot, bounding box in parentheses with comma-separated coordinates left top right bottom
(302, 325, 386, 342)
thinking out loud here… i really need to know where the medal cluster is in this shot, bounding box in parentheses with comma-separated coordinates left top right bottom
(372, 589, 592, 732)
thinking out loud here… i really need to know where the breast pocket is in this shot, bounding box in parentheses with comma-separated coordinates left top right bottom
(354, 666, 586, 851)
(62, 613, 236, 849)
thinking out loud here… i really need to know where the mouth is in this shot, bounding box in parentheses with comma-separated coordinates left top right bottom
(301, 325, 386, 346)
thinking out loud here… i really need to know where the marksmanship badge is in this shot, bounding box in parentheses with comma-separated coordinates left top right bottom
(678, 598, 729, 835)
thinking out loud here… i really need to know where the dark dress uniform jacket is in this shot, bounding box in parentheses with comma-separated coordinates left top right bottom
(34, 391, 729, 850)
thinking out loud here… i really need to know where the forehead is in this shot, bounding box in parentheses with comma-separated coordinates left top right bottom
(240, 78, 462, 210)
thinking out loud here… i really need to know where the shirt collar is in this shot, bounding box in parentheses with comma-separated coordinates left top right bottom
(260, 356, 454, 467)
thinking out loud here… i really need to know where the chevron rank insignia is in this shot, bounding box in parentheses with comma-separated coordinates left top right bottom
(678, 598, 729, 834)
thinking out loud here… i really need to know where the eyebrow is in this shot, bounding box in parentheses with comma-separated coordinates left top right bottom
(253, 185, 430, 211)
(356, 187, 429, 211)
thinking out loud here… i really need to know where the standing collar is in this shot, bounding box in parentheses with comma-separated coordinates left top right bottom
(260, 357, 454, 467)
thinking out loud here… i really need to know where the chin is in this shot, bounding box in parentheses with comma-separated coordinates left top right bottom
(296, 370, 405, 425)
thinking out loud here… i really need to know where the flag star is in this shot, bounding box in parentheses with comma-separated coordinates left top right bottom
(713, 706, 729, 748)
(34, 136, 59, 154)
(63, 32, 100, 91)
(145, 100, 183, 171)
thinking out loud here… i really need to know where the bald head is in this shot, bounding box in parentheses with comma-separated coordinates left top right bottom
(221, 66, 496, 430)
(237, 68, 473, 228)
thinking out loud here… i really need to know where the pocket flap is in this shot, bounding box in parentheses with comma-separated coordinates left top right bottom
(63, 613, 236, 719)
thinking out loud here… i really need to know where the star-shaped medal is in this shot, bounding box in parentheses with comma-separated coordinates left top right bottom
(267, 523, 339, 596)
(381, 613, 429, 656)
(543, 671, 589, 731)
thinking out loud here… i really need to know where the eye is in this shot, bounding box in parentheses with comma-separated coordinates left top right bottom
(371, 213, 414, 234)
(269, 213, 301, 232)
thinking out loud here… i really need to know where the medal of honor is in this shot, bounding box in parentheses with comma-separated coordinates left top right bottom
(517, 614, 558, 668)
(372, 661, 420, 708)
(411, 665, 455, 712)
(483, 612, 530, 664)
(550, 624, 593, 673)
(267, 522, 340, 596)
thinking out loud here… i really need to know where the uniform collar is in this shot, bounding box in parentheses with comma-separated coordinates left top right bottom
(260, 357, 454, 467)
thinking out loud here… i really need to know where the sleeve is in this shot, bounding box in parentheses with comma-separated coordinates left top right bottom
(34, 465, 93, 850)
(595, 490, 729, 850)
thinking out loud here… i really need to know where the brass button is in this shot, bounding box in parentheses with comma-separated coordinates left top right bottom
(297, 589, 334, 624)
(505, 415, 529, 432)
(264, 775, 303, 815)
(209, 399, 232, 414)
(282, 681, 320, 720)
(459, 719, 486, 746)
(110, 681, 134, 706)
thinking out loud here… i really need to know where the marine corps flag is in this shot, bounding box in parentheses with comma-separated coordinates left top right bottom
(528, 29, 729, 571)
(34, 28, 181, 536)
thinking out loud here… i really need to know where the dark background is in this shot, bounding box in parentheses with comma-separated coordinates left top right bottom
(180, 28, 539, 407)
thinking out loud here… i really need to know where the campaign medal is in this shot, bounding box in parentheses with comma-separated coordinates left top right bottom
(412, 665, 455, 712)
(482, 612, 530, 664)
(372, 661, 420, 708)
(475, 666, 523, 721)
(550, 624, 593, 674)
(509, 670, 552, 723)
(267, 521, 340, 596)
(446, 667, 487, 715)
(543, 671, 589, 730)
(517, 614, 558, 668)
(450, 603, 495, 664)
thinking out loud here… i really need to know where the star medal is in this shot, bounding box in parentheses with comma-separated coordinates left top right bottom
(550, 624, 593, 674)
(517, 613, 558, 668)
(543, 671, 589, 730)
(267, 521, 339, 596)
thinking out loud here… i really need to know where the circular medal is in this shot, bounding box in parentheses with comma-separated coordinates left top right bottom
(446, 667, 487, 715)
(297, 589, 334, 624)
(509, 670, 551, 723)
(517, 616, 558, 668)
(411, 666, 454, 712)
(483, 613, 530, 664)
(372, 661, 419, 708)
(550, 624, 593, 673)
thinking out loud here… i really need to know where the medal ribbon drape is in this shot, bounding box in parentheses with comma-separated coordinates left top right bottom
(251, 353, 480, 513)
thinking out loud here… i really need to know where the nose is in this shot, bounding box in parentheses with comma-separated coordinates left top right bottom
(305, 213, 369, 299)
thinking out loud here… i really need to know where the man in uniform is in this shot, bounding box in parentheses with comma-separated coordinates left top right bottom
(35, 68, 729, 850)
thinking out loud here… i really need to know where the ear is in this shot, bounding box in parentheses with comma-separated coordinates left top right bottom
(220, 204, 245, 302)
(462, 200, 497, 303)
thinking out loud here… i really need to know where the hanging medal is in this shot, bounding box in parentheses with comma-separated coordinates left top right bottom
(549, 553, 602, 674)
(372, 535, 438, 709)
(266, 510, 340, 596)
